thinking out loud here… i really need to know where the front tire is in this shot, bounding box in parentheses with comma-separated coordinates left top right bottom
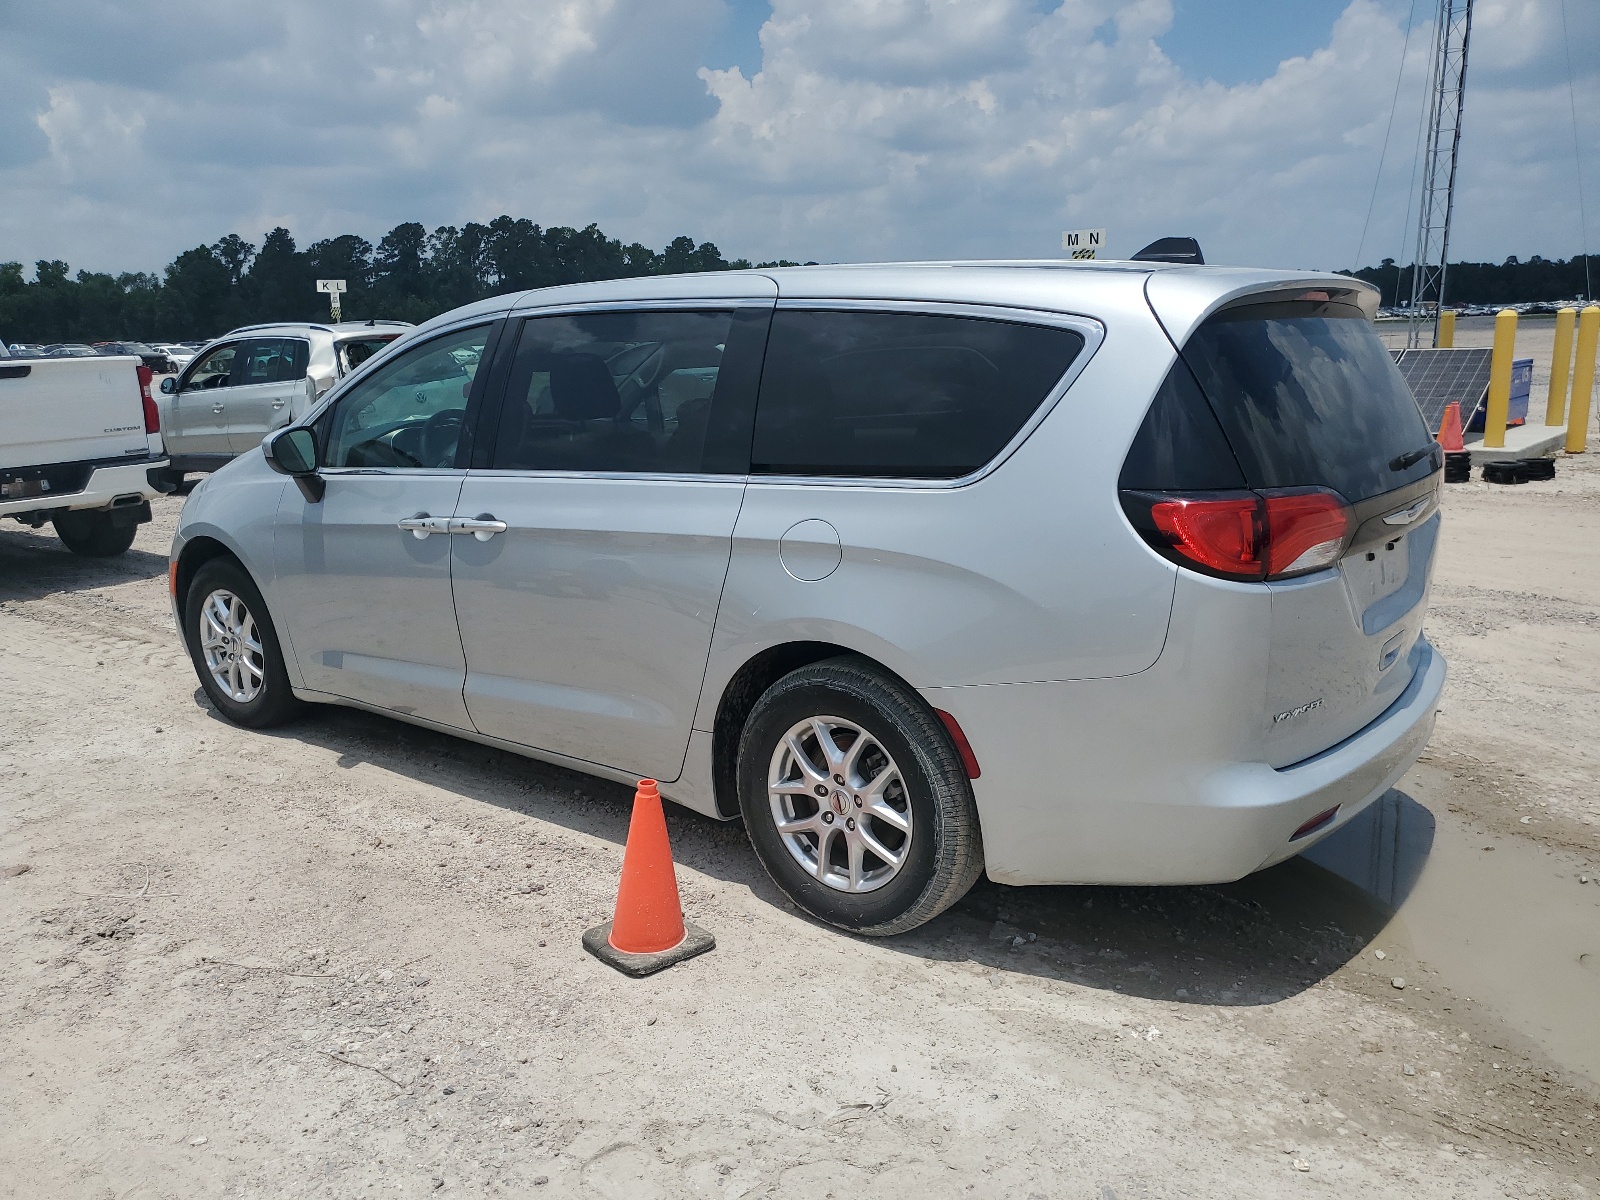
(737, 656, 984, 936)
(183, 558, 303, 728)
(52, 509, 137, 557)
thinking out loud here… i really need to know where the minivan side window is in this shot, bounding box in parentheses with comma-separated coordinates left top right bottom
(750, 310, 1085, 479)
(322, 324, 490, 470)
(490, 309, 737, 474)
(182, 343, 238, 391)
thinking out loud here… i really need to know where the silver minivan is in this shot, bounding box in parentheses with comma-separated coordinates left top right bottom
(169, 263, 1447, 935)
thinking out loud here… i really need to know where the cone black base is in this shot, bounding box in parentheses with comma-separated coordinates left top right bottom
(582, 920, 715, 977)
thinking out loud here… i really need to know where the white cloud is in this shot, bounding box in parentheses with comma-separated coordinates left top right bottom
(0, 0, 1593, 275)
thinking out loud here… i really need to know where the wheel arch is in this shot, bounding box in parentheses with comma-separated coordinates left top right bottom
(710, 640, 927, 820)
(174, 534, 245, 611)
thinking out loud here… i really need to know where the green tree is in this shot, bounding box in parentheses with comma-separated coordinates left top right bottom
(212, 234, 256, 286)
(161, 247, 233, 338)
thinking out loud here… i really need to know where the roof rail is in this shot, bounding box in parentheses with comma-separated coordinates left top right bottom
(223, 322, 334, 336)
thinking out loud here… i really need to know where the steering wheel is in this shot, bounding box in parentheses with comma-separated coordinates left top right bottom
(420, 408, 465, 467)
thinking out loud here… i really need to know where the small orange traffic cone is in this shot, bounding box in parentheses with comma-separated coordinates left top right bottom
(1437, 401, 1465, 452)
(582, 780, 715, 977)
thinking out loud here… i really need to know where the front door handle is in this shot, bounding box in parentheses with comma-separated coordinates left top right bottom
(212, 403, 226, 413)
(396, 512, 451, 539)
(271, 399, 287, 410)
(450, 514, 508, 542)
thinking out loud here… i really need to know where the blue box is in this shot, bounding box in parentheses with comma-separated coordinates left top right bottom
(1508, 357, 1531, 426)
(1467, 357, 1532, 430)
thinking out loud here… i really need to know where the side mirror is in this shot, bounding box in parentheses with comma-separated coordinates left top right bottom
(263, 427, 325, 502)
(159, 376, 177, 394)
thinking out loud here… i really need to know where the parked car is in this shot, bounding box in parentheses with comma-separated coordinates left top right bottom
(7, 343, 48, 358)
(169, 263, 1446, 935)
(92, 341, 177, 375)
(155, 320, 411, 486)
(2, 353, 170, 554)
(43, 344, 100, 357)
(151, 342, 196, 370)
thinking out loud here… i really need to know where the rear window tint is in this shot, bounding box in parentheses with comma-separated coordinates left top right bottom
(1179, 302, 1434, 502)
(751, 310, 1084, 479)
(1118, 357, 1246, 491)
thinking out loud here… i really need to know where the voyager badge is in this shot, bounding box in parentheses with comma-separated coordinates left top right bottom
(1273, 698, 1323, 724)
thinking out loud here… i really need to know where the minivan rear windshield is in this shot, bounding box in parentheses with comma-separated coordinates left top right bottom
(1178, 300, 1434, 503)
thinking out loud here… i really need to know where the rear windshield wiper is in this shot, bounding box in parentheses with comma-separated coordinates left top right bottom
(1389, 443, 1440, 472)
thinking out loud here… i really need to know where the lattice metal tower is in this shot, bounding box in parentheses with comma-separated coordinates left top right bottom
(1407, 0, 1474, 348)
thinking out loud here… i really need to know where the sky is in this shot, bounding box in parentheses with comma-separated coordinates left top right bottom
(0, 0, 1594, 277)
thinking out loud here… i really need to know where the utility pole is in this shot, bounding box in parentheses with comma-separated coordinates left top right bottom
(1407, 0, 1474, 348)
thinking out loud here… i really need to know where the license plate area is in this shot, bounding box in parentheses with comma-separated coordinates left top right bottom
(0, 477, 50, 500)
(1342, 534, 1409, 611)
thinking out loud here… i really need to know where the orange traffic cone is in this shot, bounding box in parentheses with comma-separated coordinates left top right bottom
(582, 780, 715, 977)
(1438, 401, 1465, 452)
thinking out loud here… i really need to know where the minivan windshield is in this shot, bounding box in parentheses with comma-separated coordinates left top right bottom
(1180, 300, 1434, 503)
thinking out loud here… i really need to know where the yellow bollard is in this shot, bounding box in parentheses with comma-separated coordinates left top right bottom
(1546, 307, 1576, 426)
(1567, 305, 1600, 454)
(1482, 308, 1518, 449)
(1436, 309, 1455, 348)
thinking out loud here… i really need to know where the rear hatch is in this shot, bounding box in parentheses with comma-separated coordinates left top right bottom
(1124, 280, 1442, 766)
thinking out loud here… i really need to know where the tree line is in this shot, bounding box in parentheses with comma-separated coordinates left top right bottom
(0, 218, 807, 344)
(1345, 254, 1597, 308)
(7, 225, 1595, 345)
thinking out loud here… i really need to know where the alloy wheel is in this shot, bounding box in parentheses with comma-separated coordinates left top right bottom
(767, 716, 914, 893)
(199, 588, 265, 704)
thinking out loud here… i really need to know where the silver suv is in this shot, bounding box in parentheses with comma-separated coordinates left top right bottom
(169, 263, 1447, 935)
(156, 320, 411, 481)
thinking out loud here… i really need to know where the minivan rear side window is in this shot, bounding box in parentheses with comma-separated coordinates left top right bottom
(751, 310, 1084, 479)
(1177, 299, 1435, 502)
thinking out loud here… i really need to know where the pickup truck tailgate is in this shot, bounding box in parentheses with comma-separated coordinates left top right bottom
(0, 357, 152, 469)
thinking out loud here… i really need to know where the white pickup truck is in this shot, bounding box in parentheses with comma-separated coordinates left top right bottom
(0, 353, 172, 556)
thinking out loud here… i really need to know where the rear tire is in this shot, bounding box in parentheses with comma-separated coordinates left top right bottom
(737, 656, 985, 936)
(183, 558, 303, 728)
(52, 509, 137, 557)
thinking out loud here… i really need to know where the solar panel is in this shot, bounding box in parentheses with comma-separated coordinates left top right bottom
(1393, 347, 1493, 434)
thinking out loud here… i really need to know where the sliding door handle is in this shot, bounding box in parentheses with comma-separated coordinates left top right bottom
(450, 515, 508, 542)
(396, 513, 451, 539)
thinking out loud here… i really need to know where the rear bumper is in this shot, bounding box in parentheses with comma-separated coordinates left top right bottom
(926, 637, 1447, 886)
(0, 456, 168, 519)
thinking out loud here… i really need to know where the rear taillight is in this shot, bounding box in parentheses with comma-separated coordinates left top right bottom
(137, 364, 159, 434)
(1148, 492, 1263, 577)
(1264, 489, 1352, 576)
(1125, 487, 1353, 582)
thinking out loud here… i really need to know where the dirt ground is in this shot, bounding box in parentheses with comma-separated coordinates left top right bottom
(3, 450, 1599, 1197)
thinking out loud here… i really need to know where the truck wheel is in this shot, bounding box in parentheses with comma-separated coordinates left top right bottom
(183, 558, 303, 728)
(737, 655, 985, 936)
(52, 509, 138, 557)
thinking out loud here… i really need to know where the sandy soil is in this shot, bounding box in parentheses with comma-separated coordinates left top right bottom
(2, 468, 1598, 1197)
